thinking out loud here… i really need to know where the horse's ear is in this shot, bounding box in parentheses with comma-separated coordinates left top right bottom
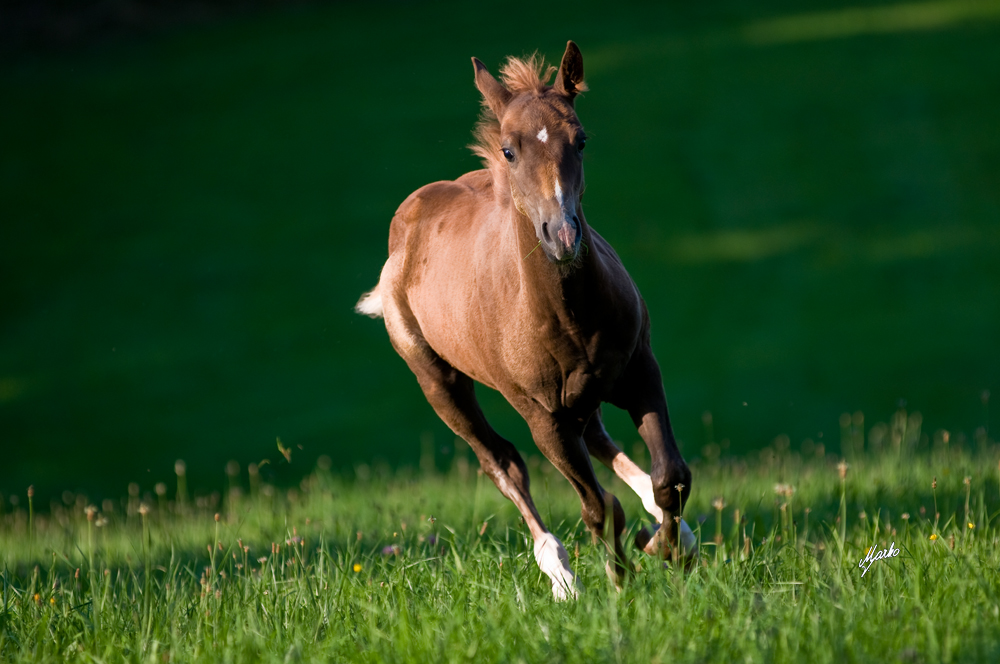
(472, 57, 512, 118)
(553, 41, 586, 101)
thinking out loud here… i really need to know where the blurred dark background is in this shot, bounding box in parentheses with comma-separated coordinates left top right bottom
(2, 0, 998, 505)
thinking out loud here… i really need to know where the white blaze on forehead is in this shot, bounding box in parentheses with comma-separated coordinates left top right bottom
(536, 126, 549, 143)
(554, 179, 563, 207)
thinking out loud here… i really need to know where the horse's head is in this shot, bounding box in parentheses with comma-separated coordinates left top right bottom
(472, 42, 588, 265)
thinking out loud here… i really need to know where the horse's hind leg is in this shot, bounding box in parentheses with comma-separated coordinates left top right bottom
(384, 305, 578, 598)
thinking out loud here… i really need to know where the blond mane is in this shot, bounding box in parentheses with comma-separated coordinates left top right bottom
(500, 53, 557, 95)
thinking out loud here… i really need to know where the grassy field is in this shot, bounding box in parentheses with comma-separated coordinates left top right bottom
(3, 424, 998, 662)
(2, 0, 999, 501)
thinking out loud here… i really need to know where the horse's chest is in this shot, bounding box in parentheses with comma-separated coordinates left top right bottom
(501, 323, 625, 414)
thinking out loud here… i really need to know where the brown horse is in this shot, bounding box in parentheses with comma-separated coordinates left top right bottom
(356, 41, 694, 598)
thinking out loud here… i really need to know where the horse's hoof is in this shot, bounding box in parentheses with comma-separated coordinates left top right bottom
(636, 521, 699, 567)
(551, 578, 581, 601)
(636, 523, 670, 557)
(634, 525, 654, 553)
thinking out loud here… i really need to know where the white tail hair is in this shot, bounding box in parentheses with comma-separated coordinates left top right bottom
(355, 287, 384, 318)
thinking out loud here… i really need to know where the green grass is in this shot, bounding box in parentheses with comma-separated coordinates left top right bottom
(3, 432, 999, 662)
(2, 0, 1000, 499)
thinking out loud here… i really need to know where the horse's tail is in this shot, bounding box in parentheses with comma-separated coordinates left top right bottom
(355, 285, 384, 318)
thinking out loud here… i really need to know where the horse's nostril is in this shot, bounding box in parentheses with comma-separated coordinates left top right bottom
(542, 222, 551, 242)
(572, 215, 580, 227)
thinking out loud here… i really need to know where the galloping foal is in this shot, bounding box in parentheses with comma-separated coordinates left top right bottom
(357, 41, 695, 599)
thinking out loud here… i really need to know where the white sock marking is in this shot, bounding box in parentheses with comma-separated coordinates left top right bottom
(609, 452, 697, 554)
(533, 532, 579, 600)
(679, 519, 697, 554)
(611, 452, 663, 522)
(536, 126, 548, 143)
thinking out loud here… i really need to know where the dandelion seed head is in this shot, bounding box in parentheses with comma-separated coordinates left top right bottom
(773, 484, 795, 498)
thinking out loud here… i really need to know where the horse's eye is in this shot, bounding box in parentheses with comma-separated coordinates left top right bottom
(502, 148, 515, 162)
(577, 139, 587, 152)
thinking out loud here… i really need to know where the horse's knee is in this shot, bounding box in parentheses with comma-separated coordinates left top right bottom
(652, 460, 692, 514)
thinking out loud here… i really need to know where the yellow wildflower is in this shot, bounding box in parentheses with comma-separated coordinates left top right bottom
(353, 563, 362, 573)
(968, 522, 975, 529)
(929, 533, 938, 541)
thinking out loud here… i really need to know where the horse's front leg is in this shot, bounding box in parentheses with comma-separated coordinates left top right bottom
(523, 408, 629, 588)
(609, 343, 696, 561)
(585, 410, 697, 561)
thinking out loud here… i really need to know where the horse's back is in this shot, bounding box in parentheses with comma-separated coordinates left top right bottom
(388, 170, 493, 254)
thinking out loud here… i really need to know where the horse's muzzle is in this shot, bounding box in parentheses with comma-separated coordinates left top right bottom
(541, 215, 580, 263)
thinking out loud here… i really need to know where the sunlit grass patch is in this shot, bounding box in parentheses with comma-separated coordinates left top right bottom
(2, 433, 999, 662)
(743, 0, 1000, 45)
